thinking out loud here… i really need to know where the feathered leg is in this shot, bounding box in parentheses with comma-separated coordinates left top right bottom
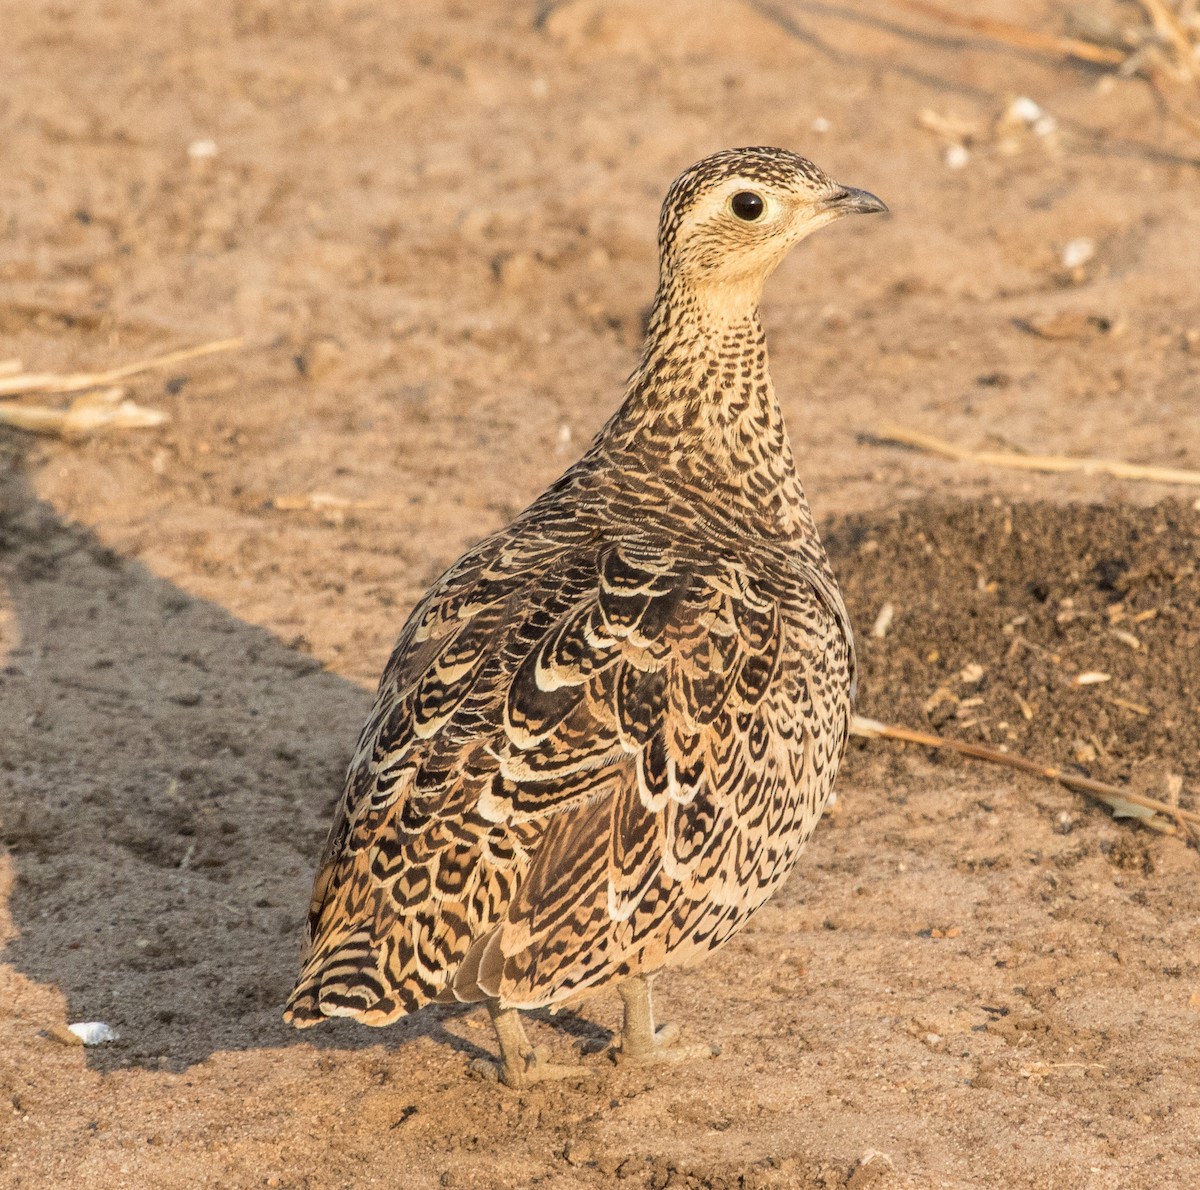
(613, 974, 720, 1065)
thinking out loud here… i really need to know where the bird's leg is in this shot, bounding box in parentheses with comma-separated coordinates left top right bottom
(613, 974, 721, 1066)
(472, 1001, 591, 1089)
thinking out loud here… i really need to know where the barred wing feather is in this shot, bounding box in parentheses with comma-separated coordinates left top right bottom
(284, 528, 850, 1027)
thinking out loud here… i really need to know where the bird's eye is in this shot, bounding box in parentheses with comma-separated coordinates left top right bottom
(729, 191, 765, 222)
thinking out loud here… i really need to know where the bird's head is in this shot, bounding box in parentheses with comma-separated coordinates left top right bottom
(657, 147, 887, 307)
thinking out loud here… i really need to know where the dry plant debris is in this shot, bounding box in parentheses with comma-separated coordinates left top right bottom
(44, 1021, 120, 1047)
(828, 499, 1200, 828)
(888, 0, 1126, 65)
(916, 95, 1065, 171)
(0, 338, 243, 438)
(0, 337, 243, 398)
(886, 0, 1200, 137)
(851, 715, 1199, 840)
(874, 423, 1200, 487)
(0, 388, 168, 437)
(268, 493, 388, 513)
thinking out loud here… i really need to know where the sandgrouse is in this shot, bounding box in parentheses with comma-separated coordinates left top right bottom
(285, 147, 887, 1087)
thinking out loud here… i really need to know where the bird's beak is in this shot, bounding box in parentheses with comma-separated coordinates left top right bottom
(822, 186, 889, 216)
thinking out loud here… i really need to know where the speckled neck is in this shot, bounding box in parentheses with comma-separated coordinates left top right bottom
(597, 282, 816, 544)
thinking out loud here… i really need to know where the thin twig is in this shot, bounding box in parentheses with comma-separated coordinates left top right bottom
(1151, 70, 1200, 136)
(851, 715, 1200, 840)
(0, 337, 244, 398)
(882, 0, 1126, 66)
(875, 424, 1200, 487)
(1138, 0, 1198, 78)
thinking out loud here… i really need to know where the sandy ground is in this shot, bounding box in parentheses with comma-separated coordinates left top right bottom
(2, 1, 1199, 1186)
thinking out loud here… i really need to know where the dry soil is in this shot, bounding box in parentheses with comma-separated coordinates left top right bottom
(2, 2, 1199, 1188)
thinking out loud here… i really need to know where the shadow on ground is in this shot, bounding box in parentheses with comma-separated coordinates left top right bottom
(0, 439, 520, 1073)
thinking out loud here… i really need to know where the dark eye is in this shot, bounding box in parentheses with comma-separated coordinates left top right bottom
(730, 191, 765, 221)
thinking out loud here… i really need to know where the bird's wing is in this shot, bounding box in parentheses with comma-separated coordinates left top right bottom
(489, 539, 852, 1006)
(285, 525, 851, 1025)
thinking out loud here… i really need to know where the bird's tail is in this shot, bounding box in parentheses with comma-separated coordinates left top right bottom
(284, 926, 435, 1028)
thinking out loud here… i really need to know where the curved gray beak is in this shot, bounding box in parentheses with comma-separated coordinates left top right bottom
(823, 186, 889, 216)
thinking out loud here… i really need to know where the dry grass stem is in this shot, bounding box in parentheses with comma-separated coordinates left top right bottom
(1140, 0, 1198, 77)
(269, 493, 389, 512)
(851, 714, 1200, 841)
(884, 0, 1200, 139)
(0, 337, 244, 398)
(882, 0, 1126, 65)
(1108, 695, 1151, 716)
(876, 424, 1200, 487)
(0, 387, 168, 436)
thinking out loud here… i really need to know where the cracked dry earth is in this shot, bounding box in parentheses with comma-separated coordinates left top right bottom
(2, 1, 1200, 1188)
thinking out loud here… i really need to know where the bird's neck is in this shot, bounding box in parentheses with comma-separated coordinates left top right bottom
(598, 284, 817, 542)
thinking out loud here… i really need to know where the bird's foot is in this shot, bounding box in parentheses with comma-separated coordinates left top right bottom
(611, 1021, 721, 1067)
(476, 1002, 594, 1089)
(469, 1044, 592, 1089)
(612, 976, 720, 1067)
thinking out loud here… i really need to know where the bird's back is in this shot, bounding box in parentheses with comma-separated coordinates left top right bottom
(285, 450, 853, 1027)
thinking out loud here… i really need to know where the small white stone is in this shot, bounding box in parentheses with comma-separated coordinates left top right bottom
(944, 144, 969, 170)
(67, 1021, 119, 1046)
(187, 139, 218, 160)
(1061, 237, 1096, 270)
(1009, 96, 1042, 124)
(811, 116, 830, 134)
(1033, 115, 1058, 137)
(871, 602, 894, 639)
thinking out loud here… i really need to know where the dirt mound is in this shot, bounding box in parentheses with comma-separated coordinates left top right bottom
(828, 499, 1200, 796)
